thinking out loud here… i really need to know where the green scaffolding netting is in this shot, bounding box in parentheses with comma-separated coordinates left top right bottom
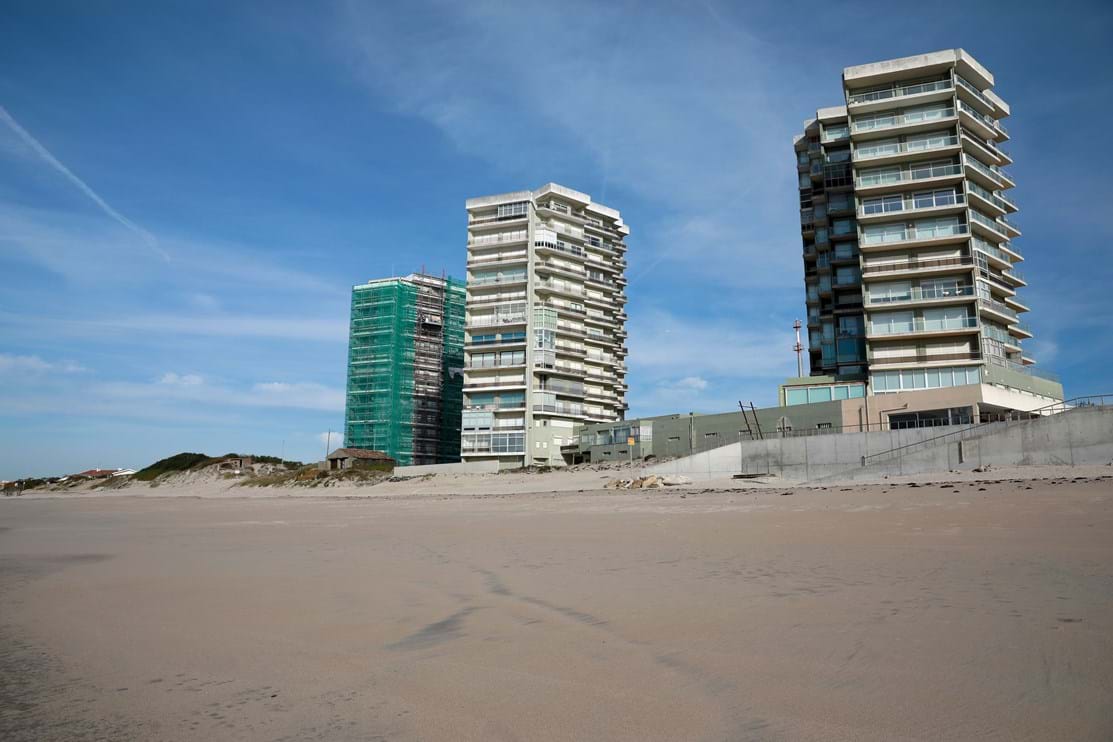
(344, 278, 465, 466)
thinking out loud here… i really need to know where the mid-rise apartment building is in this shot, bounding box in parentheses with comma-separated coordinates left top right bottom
(462, 183, 629, 467)
(792, 49, 1061, 426)
(344, 273, 465, 465)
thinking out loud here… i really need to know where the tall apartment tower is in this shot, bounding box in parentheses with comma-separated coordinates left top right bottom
(344, 273, 465, 466)
(462, 183, 629, 468)
(790, 49, 1061, 424)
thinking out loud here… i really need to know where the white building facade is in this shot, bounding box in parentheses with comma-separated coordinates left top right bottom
(462, 183, 629, 467)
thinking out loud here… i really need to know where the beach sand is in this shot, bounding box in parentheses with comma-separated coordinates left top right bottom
(2, 475, 1112, 740)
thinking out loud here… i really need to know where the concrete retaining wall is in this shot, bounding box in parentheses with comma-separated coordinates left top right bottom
(393, 460, 500, 477)
(644, 407, 1113, 483)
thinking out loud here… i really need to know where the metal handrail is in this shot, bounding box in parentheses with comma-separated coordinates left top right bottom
(861, 394, 1113, 466)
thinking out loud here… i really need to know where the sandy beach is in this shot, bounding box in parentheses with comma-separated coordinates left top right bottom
(2, 475, 1112, 741)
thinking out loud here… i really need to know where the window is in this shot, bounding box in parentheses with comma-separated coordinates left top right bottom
(807, 387, 832, 403)
(862, 194, 904, 214)
(913, 188, 958, 209)
(872, 365, 980, 392)
(832, 218, 855, 235)
(858, 165, 901, 186)
(471, 334, 497, 345)
(497, 201, 528, 219)
(500, 331, 526, 343)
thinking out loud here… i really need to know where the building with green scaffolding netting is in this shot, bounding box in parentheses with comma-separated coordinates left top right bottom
(344, 273, 465, 466)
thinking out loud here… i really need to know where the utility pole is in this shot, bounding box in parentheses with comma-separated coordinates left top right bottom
(324, 430, 332, 461)
(793, 319, 804, 378)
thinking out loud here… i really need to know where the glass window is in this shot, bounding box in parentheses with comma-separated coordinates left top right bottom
(786, 388, 808, 406)
(807, 387, 833, 403)
(833, 385, 850, 400)
(847, 384, 865, 399)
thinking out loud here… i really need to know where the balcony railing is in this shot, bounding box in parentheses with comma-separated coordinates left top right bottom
(861, 223, 968, 246)
(871, 350, 982, 365)
(957, 99, 1008, 137)
(978, 296, 1018, 321)
(954, 74, 993, 110)
(852, 107, 955, 133)
(859, 192, 964, 218)
(854, 135, 958, 161)
(985, 354, 1059, 382)
(856, 162, 961, 188)
(870, 315, 978, 336)
(965, 180, 1012, 213)
(968, 209, 1008, 236)
(533, 403, 585, 415)
(863, 255, 974, 275)
(466, 315, 527, 328)
(847, 78, 952, 105)
(866, 284, 975, 306)
(471, 275, 526, 286)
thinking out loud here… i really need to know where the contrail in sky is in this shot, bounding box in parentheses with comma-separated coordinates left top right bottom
(0, 104, 169, 261)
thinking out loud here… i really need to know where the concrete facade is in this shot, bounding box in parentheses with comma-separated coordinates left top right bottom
(643, 406, 1113, 483)
(462, 183, 629, 469)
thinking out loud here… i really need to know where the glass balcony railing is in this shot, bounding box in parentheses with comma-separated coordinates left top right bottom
(854, 135, 958, 160)
(847, 78, 952, 105)
(968, 209, 1008, 236)
(965, 180, 1013, 213)
(852, 107, 955, 133)
(859, 192, 964, 218)
(978, 296, 1018, 320)
(957, 99, 1008, 137)
(870, 315, 978, 336)
(866, 285, 975, 306)
(856, 162, 961, 188)
(955, 74, 993, 109)
(861, 223, 968, 246)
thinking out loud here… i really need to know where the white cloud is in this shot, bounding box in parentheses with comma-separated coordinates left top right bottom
(0, 309, 347, 344)
(671, 376, 709, 391)
(335, 1, 800, 289)
(316, 431, 342, 449)
(159, 372, 204, 386)
(0, 353, 87, 374)
(252, 382, 345, 411)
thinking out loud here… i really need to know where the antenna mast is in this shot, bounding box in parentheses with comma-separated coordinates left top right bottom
(793, 319, 804, 378)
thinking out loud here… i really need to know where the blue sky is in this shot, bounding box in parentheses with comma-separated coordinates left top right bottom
(2, 0, 1111, 478)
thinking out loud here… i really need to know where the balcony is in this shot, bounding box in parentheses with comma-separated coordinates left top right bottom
(466, 315, 527, 329)
(857, 193, 965, 222)
(533, 403, 585, 416)
(960, 154, 1005, 192)
(536, 280, 584, 298)
(985, 354, 1058, 383)
(470, 275, 526, 287)
(868, 315, 978, 338)
(968, 209, 1010, 241)
(960, 128, 1011, 168)
(854, 162, 962, 193)
(852, 135, 959, 165)
(862, 255, 974, 278)
(965, 181, 1010, 217)
(860, 223, 969, 250)
(957, 100, 1009, 143)
(851, 107, 956, 140)
(954, 74, 996, 116)
(865, 284, 975, 307)
(869, 350, 982, 367)
(978, 296, 1018, 322)
(847, 78, 953, 109)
